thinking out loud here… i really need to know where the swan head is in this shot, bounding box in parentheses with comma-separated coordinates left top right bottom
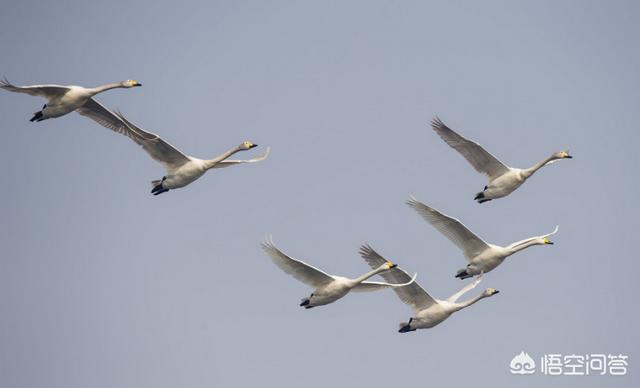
(483, 288, 500, 297)
(240, 141, 258, 150)
(553, 150, 572, 159)
(122, 80, 142, 88)
(382, 261, 397, 270)
(542, 237, 554, 245)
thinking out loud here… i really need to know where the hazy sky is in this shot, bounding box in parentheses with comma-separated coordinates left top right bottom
(1, 1, 638, 387)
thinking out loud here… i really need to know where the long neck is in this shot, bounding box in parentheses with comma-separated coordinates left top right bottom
(521, 154, 557, 178)
(352, 267, 385, 284)
(507, 237, 541, 255)
(202, 146, 242, 170)
(87, 82, 123, 95)
(452, 294, 486, 312)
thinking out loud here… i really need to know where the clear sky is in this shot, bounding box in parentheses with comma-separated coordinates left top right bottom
(1, 1, 638, 387)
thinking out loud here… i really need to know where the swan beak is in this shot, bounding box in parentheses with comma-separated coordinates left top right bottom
(565, 155, 573, 159)
(543, 238, 554, 245)
(493, 290, 500, 294)
(250, 143, 258, 149)
(386, 262, 397, 269)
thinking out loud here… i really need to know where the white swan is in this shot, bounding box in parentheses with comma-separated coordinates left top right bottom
(359, 244, 499, 332)
(73, 103, 269, 195)
(431, 117, 573, 203)
(407, 196, 558, 279)
(262, 238, 417, 309)
(0, 78, 141, 122)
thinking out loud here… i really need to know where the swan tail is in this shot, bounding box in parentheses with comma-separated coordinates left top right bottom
(474, 191, 484, 200)
(151, 179, 162, 187)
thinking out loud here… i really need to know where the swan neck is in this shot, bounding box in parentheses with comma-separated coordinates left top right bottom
(203, 146, 242, 170)
(89, 83, 123, 95)
(522, 154, 556, 178)
(453, 294, 486, 311)
(507, 238, 540, 254)
(352, 267, 384, 284)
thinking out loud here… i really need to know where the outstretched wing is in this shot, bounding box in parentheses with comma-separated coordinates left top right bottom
(0, 77, 69, 99)
(262, 238, 335, 288)
(406, 197, 490, 260)
(351, 273, 418, 292)
(447, 272, 483, 302)
(78, 103, 190, 170)
(111, 110, 191, 170)
(431, 117, 510, 180)
(210, 147, 270, 169)
(358, 244, 436, 311)
(76, 98, 128, 132)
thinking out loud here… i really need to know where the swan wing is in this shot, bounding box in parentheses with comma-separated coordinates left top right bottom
(543, 225, 560, 238)
(351, 273, 418, 292)
(447, 272, 483, 302)
(1, 78, 70, 98)
(358, 244, 436, 311)
(406, 197, 490, 260)
(262, 238, 334, 288)
(210, 147, 270, 169)
(76, 98, 129, 132)
(110, 109, 191, 170)
(431, 117, 510, 180)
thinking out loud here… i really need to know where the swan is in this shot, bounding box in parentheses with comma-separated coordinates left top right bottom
(406, 196, 558, 279)
(262, 238, 417, 309)
(359, 244, 499, 332)
(0, 77, 141, 122)
(72, 102, 269, 195)
(431, 117, 572, 203)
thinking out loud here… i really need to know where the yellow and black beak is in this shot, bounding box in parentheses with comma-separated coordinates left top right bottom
(544, 238, 554, 245)
(387, 262, 397, 269)
(250, 143, 258, 149)
(134, 82, 142, 87)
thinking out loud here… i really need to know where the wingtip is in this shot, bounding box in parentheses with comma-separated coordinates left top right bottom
(405, 195, 419, 207)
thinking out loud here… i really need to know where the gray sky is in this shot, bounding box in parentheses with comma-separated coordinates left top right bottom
(1, 1, 638, 387)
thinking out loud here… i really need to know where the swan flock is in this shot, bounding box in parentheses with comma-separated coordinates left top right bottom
(3, 77, 572, 332)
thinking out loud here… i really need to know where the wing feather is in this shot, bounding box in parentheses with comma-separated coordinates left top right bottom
(406, 197, 489, 260)
(358, 244, 436, 311)
(262, 238, 334, 288)
(1, 78, 69, 98)
(111, 110, 191, 170)
(431, 117, 510, 180)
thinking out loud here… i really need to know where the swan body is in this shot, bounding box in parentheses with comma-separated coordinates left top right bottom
(1, 78, 141, 122)
(262, 238, 417, 308)
(406, 196, 558, 279)
(73, 103, 269, 194)
(358, 244, 499, 331)
(431, 117, 572, 203)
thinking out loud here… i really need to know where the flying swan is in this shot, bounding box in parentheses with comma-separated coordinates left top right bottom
(359, 244, 499, 332)
(0, 77, 141, 122)
(73, 102, 269, 195)
(431, 117, 572, 203)
(262, 238, 417, 309)
(407, 196, 558, 279)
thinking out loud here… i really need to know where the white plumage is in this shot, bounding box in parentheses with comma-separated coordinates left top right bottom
(262, 237, 417, 308)
(431, 117, 572, 203)
(407, 196, 559, 278)
(359, 244, 499, 331)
